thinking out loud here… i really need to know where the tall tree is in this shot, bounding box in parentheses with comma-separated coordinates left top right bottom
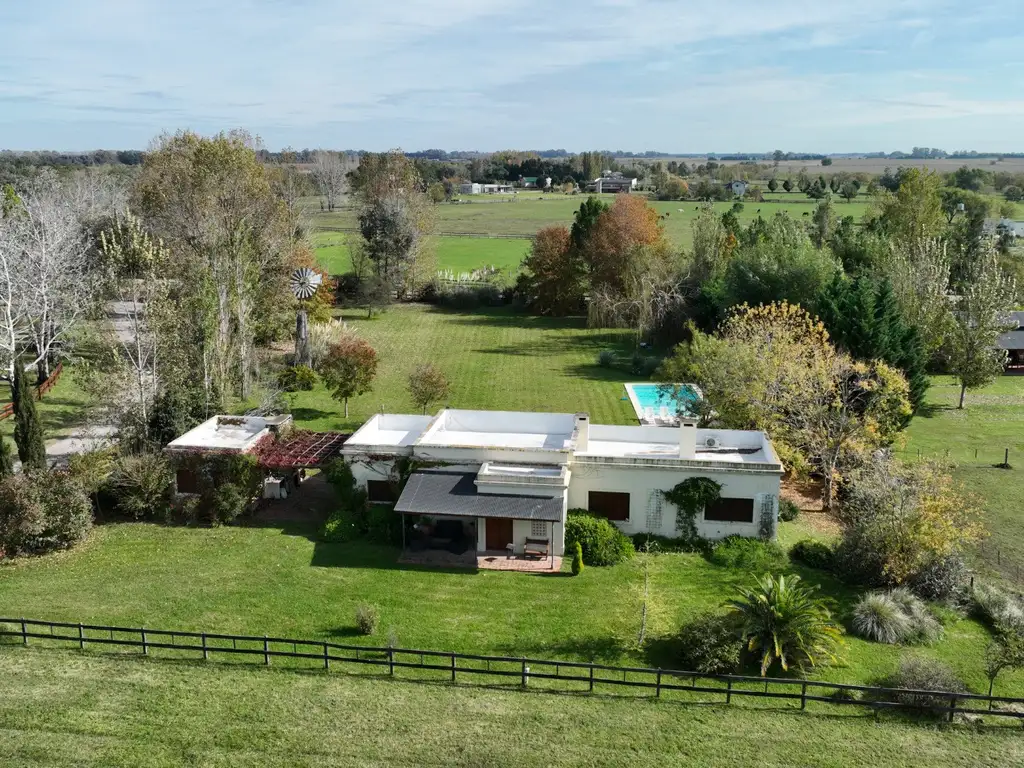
(310, 150, 351, 212)
(947, 248, 1017, 408)
(582, 194, 665, 297)
(569, 196, 608, 251)
(884, 238, 954, 358)
(518, 226, 582, 316)
(810, 194, 836, 249)
(873, 167, 945, 244)
(133, 130, 295, 406)
(12, 364, 46, 470)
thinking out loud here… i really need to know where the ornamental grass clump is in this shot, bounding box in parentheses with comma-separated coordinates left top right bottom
(852, 588, 942, 645)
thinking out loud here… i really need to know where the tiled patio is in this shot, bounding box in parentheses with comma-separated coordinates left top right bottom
(399, 549, 563, 572)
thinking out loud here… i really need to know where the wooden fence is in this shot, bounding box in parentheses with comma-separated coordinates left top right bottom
(3, 617, 1023, 723)
(316, 226, 535, 240)
(0, 362, 64, 422)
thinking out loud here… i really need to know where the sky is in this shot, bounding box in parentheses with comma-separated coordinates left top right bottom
(2, 0, 1023, 153)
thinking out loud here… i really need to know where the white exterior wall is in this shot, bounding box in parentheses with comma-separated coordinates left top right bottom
(477, 517, 565, 556)
(567, 464, 779, 540)
(349, 458, 397, 488)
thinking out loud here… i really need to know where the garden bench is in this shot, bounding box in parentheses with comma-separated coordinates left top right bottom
(523, 538, 550, 559)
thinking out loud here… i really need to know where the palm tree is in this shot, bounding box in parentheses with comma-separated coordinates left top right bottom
(726, 573, 843, 676)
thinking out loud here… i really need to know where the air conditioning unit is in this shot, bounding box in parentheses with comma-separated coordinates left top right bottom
(704, 436, 720, 449)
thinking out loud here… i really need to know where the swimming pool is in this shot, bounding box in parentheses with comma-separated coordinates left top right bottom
(624, 382, 701, 423)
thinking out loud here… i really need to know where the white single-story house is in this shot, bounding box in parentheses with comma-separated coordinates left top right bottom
(341, 408, 783, 559)
(984, 218, 1024, 238)
(459, 182, 482, 195)
(586, 174, 639, 194)
(460, 182, 515, 195)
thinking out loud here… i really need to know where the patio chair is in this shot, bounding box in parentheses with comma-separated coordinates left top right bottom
(644, 407, 655, 423)
(659, 406, 670, 421)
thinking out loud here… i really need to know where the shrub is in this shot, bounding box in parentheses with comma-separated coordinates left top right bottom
(0, 471, 92, 558)
(320, 506, 363, 543)
(209, 483, 247, 526)
(365, 504, 401, 545)
(888, 588, 943, 643)
(323, 459, 365, 509)
(677, 612, 742, 675)
(789, 539, 834, 571)
(778, 499, 800, 522)
(908, 554, 968, 601)
(278, 365, 317, 392)
(571, 541, 584, 576)
(972, 583, 1024, 636)
(596, 349, 617, 368)
(630, 532, 708, 555)
(877, 656, 969, 713)
(355, 604, 379, 635)
(639, 356, 661, 378)
(727, 573, 843, 675)
(564, 511, 635, 566)
(109, 453, 174, 521)
(709, 536, 787, 571)
(853, 592, 909, 644)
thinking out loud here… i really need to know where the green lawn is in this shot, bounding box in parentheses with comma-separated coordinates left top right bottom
(312, 233, 531, 277)
(3, 650, 1020, 768)
(904, 375, 1024, 581)
(287, 304, 640, 432)
(0, 367, 94, 440)
(306, 194, 873, 251)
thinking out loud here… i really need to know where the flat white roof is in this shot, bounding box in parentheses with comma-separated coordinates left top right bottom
(166, 415, 269, 452)
(578, 424, 778, 467)
(344, 414, 434, 451)
(415, 409, 576, 452)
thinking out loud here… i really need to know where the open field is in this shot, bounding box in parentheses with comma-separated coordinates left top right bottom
(312, 232, 531, 276)
(617, 156, 1024, 176)
(287, 304, 640, 432)
(3, 650, 1021, 768)
(304, 194, 873, 252)
(904, 374, 1024, 582)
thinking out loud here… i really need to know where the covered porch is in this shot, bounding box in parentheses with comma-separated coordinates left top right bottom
(395, 469, 565, 572)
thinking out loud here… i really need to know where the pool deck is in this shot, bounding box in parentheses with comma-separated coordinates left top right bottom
(624, 382, 702, 426)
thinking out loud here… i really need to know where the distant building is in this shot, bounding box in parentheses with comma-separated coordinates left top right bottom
(585, 173, 638, 194)
(983, 218, 1024, 238)
(997, 311, 1024, 369)
(518, 176, 552, 189)
(724, 180, 748, 197)
(459, 182, 514, 195)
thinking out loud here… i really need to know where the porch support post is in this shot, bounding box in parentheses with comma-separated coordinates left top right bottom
(550, 520, 554, 567)
(401, 513, 406, 552)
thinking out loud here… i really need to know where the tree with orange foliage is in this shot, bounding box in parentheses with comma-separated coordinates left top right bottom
(518, 226, 582, 316)
(290, 244, 336, 324)
(582, 194, 666, 296)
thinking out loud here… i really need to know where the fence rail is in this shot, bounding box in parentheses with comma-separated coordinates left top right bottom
(0, 363, 64, 422)
(3, 617, 1023, 722)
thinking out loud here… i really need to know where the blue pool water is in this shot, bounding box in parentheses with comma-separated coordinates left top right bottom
(626, 383, 700, 419)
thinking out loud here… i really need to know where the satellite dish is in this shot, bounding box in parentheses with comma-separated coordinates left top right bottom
(290, 267, 322, 300)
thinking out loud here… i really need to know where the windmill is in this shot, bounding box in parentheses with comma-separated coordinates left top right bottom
(290, 267, 322, 367)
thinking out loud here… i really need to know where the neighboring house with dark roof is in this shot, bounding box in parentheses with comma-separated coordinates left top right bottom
(341, 408, 782, 561)
(997, 311, 1024, 368)
(585, 173, 638, 194)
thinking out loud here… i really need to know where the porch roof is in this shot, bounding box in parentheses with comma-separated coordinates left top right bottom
(395, 469, 563, 521)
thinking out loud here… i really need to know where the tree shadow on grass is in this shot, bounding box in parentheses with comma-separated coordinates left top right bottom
(288, 407, 337, 424)
(915, 402, 956, 419)
(563, 363, 635, 384)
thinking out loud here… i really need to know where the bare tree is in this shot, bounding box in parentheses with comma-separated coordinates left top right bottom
(311, 150, 350, 212)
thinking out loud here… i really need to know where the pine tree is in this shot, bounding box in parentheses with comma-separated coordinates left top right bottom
(12, 365, 46, 470)
(0, 434, 13, 477)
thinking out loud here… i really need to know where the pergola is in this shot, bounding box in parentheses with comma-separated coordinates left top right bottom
(252, 430, 350, 470)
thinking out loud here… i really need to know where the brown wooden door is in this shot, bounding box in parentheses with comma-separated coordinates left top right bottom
(485, 518, 513, 551)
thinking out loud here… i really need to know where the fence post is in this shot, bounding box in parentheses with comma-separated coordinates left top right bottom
(388, 647, 394, 676)
(141, 627, 147, 656)
(451, 653, 456, 683)
(656, 669, 662, 698)
(323, 642, 329, 670)
(801, 682, 807, 710)
(948, 695, 957, 723)
(20, 618, 26, 646)
(589, 664, 594, 692)
(201, 632, 208, 661)
(521, 659, 527, 688)
(79, 623, 85, 651)
(726, 679, 732, 704)
(263, 636, 270, 666)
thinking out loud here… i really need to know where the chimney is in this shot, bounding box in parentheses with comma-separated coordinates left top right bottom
(574, 413, 590, 453)
(679, 419, 697, 460)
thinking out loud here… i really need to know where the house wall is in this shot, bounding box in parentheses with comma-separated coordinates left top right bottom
(477, 517, 565, 556)
(349, 458, 396, 488)
(566, 464, 779, 540)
